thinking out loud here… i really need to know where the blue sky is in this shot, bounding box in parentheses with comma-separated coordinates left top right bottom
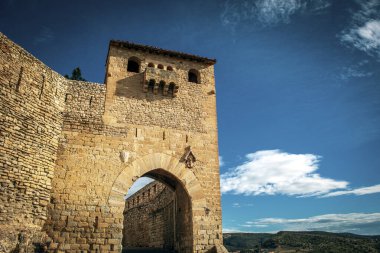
(1, 0, 380, 235)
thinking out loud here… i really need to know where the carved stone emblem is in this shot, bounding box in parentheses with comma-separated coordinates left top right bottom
(183, 146, 196, 168)
(120, 151, 130, 163)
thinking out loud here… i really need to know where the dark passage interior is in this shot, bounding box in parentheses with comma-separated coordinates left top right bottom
(122, 169, 193, 253)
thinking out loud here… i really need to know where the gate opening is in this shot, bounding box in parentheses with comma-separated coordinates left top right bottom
(122, 169, 193, 252)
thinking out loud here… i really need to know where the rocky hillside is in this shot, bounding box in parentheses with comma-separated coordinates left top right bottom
(223, 231, 380, 253)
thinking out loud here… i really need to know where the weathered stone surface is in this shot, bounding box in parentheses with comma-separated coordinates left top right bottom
(0, 32, 67, 252)
(123, 181, 176, 249)
(0, 33, 227, 253)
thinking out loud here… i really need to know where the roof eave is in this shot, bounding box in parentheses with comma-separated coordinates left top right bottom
(109, 40, 216, 65)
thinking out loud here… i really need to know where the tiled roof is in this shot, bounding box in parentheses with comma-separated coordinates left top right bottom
(109, 40, 216, 64)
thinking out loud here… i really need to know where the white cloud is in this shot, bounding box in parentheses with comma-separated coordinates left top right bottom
(244, 213, 380, 235)
(357, 20, 380, 47)
(221, 0, 331, 29)
(223, 228, 245, 233)
(221, 150, 380, 198)
(232, 202, 241, 208)
(219, 156, 225, 167)
(339, 1, 380, 59)
(322, 184, 380, 197)
(254, 0, 303, 26)
(340, 60, 373, 80)
(125, 177, 154, 199)
(221, 150, 348, 197)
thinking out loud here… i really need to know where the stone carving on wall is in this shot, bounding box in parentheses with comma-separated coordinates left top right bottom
(120, 150, 130, 163)
(183, 146, 196, 168)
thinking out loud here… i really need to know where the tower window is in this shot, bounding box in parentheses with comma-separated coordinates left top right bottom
(148, 62, 154, 68)
(168, 82, 175, 95)
(188, 69, 200, 83)
(159, 81, 165, 94)
(148, 79, 155, 92)
(157, 64, 164, 69)
(127, 57, 140, 73)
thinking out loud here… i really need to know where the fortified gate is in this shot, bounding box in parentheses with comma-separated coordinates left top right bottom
(0, 33, 227, 253)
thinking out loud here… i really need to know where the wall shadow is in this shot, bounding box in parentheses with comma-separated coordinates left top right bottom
(122, 169, 193, 253)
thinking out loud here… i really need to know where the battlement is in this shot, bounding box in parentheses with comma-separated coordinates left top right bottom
(124, 181, 169, 211)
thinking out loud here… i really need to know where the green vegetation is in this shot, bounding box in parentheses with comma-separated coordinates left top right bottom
(64, 67, 86, 81)
(223, 231, 380, 253)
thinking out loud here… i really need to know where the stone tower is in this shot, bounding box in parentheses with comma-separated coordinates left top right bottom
(0, 33, 227, 253)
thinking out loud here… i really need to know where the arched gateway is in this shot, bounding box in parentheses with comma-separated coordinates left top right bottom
(0, 34, 228, 252)
(108, 153, 209, 252)
(109, 153, 206, 208)
(109, 153, 206, 252)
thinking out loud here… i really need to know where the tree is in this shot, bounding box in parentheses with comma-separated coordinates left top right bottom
(64, 67, 86, 81)
(262, 239, 277, 249)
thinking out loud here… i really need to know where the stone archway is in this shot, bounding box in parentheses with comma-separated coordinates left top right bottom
(108, 153, 207, 253)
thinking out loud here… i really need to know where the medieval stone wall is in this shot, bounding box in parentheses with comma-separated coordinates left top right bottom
(0, 32, 67, 252)
(0, 33, 226, 253)
(122, 181, 175, 249)
(64, 80, 106, 128)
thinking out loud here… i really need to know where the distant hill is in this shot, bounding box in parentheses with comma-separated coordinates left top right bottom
(223, 231, 380, 253)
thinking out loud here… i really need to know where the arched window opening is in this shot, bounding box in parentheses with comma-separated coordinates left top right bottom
(168, 82, 175, 96)
(167, 66, 173, 71)
(127, 57, 140, 73)
(188, 69, 200, 83)
(148, 62, 155, 68)
(148, 79, 155, 93)
(159, 81, 166, 94)
(157, 64, 164, 70)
